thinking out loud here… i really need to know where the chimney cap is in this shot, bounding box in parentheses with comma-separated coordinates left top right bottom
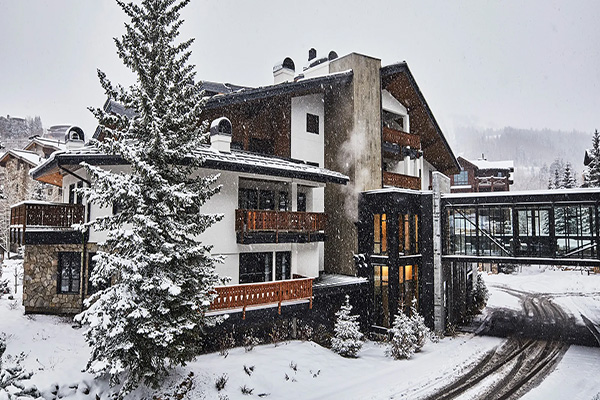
(210, 117, 232, 137)
(308, 48, 317, 61)
(273, 57, 295, 74)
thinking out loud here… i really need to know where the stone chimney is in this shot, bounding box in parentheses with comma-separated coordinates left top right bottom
(273, 57, 295, 84)
(210, 117, 232, 153)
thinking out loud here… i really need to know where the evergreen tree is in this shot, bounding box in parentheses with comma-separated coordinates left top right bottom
(75, 0, 222, 394)
(331, 295, 364, 358)
(562, 162, 577, 189)
(584, 129, 600, 187)
(387, 308, 417, 360)
(409, 299, 430, 352)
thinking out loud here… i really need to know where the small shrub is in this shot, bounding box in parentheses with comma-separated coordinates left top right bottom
(240, 385, 254, 395)
(0, 279, 10, 295)
(215, 374, 228, 391)
(410, 300, 431, 352)
(297, 322, 314, 342)
(243, 332, 260, 352)
(218, 333, 235, 357)
(269, 322, 289, 346)
(387, 309, 417, 360)
(243, 365, 254, 376)
(331, 295, 364, 358)
(469, 272, 489, 315)
(289, 361, 298, 372)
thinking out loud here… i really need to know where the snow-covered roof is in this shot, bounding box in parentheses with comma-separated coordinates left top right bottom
(461, 157, 514, 171)
(0, 149, 43, 167)
(24, 137, 66, 152)
(442, 187, 600, 200)
(31, 144, 349, 185)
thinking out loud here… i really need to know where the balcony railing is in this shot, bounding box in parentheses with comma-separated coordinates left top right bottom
(209, 278, 313, 319)
(382, 127, 421, 149)
(383, 171, 421, 190)
(10, 202, 85, 229)
(235, 209, 326, 243)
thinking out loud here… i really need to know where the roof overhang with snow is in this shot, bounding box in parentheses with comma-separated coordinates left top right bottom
(31, 146, 349, 187)
(381, 63, 460, 176)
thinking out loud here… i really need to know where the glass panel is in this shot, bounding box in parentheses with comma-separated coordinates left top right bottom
(381, 214, 387, 254)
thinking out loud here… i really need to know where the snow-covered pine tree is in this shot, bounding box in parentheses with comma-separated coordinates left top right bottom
(387, 308, 417, 360)
(331, 295, 364, 358)
(584, 129, 600, 187)
(562, 162, 577, 189)
(471, 272, 489, 313)
(75, 0, 222, 394)
(409, 299, 430, 352)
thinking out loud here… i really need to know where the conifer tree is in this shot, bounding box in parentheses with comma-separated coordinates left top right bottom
(76, 0, 222, 394)
(409, 299, 430, 352)
(387, 308, 417, 360)
(331, 295, 364, 358)
(584, 129, 600, 187)
(562, 162, 577, 189)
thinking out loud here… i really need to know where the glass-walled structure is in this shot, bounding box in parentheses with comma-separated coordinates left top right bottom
(444, 191, 600, 264)
(358, 190, 434, 330)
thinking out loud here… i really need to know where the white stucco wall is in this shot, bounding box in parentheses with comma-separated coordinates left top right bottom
(291, 94, 325, 167)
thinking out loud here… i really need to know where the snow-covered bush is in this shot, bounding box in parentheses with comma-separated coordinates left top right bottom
(387, 309, 417, 360)
(331, 295, 364, 358)
(0, 334, 40, 399)
(410, 300, 431, 352)
(470, 272, 489, 314)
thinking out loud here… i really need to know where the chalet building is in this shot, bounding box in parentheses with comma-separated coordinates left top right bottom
(450, 156, 514, 193)
(199, 49, 460, 279)
(15, 50, 465, 334)
(16, 119, 359, 316)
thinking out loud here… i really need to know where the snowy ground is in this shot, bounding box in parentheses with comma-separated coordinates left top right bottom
(1, 260, 600, 399)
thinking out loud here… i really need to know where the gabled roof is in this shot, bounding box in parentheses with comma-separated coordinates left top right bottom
(31, 144, 349, 187)
(381, 62, 460, 175)
(203, 70, 354, 110)
(23, 137, 66, 152)
(458, 156, 514, 172)
(0, 149, 43, 168)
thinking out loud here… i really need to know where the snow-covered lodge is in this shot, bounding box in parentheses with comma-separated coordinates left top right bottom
(10, 49, 482, 333)
(450, 156, 514, 193)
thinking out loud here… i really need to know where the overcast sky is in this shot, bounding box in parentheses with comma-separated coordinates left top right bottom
(1, 0, 599, 144)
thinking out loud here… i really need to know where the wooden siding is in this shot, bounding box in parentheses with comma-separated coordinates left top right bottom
(383, 171, 421, 190)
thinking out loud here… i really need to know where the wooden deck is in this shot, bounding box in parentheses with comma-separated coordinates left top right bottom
(10, 202, 84, 228)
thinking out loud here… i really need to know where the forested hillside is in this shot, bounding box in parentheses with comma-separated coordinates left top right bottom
(450, 127, 593, 190)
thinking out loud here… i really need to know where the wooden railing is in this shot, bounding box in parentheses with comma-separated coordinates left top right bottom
(210, 278, 313, 319)
(10, 202, 85, 228)
(383, 171, 421, 190)
(235, 209, 326, 236)
(383, 127, 421, 149)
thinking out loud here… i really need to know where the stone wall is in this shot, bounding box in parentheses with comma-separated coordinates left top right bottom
(23, 243, 97, 314)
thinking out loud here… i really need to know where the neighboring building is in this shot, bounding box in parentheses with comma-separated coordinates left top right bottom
(450, 156, 514, 193)
(0, 135, 67, 252)
(18, 120, 351, 315)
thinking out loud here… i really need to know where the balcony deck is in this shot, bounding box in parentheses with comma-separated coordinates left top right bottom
(383, 171, 421, 191)
(11, 201, 85, 229)
(235, 209, 326, 244)
(209, 278, 313, 319)
(382, 127, 421, 149)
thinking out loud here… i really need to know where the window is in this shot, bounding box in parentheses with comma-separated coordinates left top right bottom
(374, 213, 387, 254)
(306, 113, 319, 134)
(258, 190, 275, 210)
(57, 252, 81, 294)
(453, 170, 469, 185)
(69, 184, 75, 204)
(239, 252, 273, 283)
(77, 181, 84, 205)
(383, 110, 404, 131)
(275, 252, 291, 280)
(297, 192, 307, 212)
(278, 191, 289, 211)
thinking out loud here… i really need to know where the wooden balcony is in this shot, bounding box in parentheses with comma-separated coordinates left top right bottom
(383, 171, 421, 190)
(235, 209, 326, 244)
(209, 278, 313, 319)
(11, 202, 84, 229)
(383, 127, 421, 149)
